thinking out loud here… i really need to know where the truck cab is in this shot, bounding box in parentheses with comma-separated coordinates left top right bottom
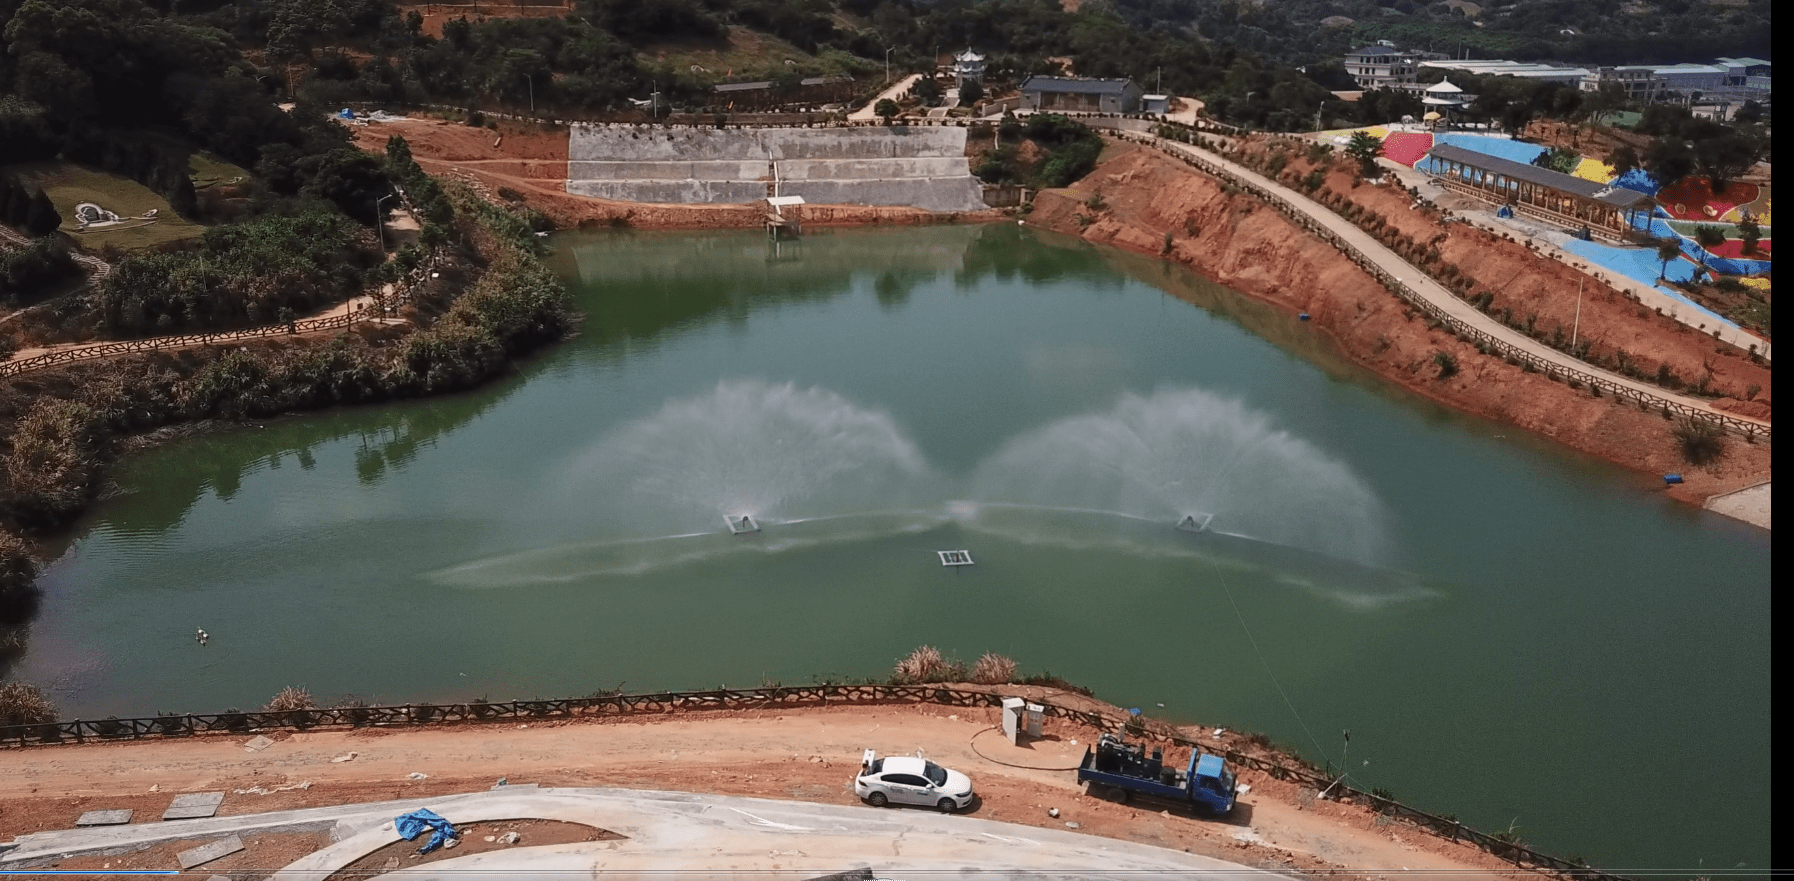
(1190, 753, 1237, 815)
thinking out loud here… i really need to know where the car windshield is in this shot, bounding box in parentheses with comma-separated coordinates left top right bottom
(923, 761, 948, 786)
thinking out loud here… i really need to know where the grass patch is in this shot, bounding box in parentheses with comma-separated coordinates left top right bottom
(4, 160, 204, 251)
(187, 152, 251, 190)
(639, 26, 826, 81)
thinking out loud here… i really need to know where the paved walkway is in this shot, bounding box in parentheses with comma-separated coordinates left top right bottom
(4, 787, 1275, 880)
(1083, 120, 1770, 435)
(1705, 481, 1771, 529)
(847, 73, 922, 121)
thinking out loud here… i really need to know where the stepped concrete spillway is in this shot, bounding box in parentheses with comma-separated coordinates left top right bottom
(567, 125, 988, 212)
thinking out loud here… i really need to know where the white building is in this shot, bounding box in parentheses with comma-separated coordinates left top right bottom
(1343, 44, 1418, 89)
(1418, 59, 1590, 86)
(1583, 66, 1668, 103)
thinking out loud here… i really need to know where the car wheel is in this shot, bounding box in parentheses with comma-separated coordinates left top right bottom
(1110, 785, 1132, 804)
(867, 791, 888, 808)
(937, 798, 958, 814)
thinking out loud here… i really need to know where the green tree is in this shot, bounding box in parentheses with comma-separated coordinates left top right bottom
(1692, 133, 1762, 195)
(913, 77, 942, 106)
(1607, 145, 1640, 177)
(1501, 102, 1534, 139)
(1656, 237, 1684, 282)
(959, 79, 984, 107)
(1644, 138, 1696, 189)
(1736, 215, 1761, 256)
(23, 189, 60, 236)
(1344, 130, 1383, 177)
(875, 98, 899, 123)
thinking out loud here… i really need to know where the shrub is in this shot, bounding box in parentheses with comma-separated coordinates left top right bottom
(1673, 419, 1726, 465)
(0, 680, 57, 725)
(892, 645, 963, 684)
(264, 686, 317, 712)
(969, 653, 1018, 685)
(1432, 350, 1459, 379)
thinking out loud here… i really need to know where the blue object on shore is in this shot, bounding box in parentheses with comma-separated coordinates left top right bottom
(1298, 312, 1311, 321)
(1664, 474, 1684, 485)
(395, 808, 458, 855)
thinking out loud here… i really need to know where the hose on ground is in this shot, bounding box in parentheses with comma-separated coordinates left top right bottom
(967, 725, 1085, 771)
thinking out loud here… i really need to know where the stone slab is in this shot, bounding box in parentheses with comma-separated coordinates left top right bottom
(162, 792, 226, 821)
(176, 834, 244, 870)
(74, 810, 133, 827)
(243, 734, 275, 752)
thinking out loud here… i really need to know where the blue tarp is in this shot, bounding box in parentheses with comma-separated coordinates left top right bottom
(1416, 133, 1548, 174)
(339, 108, 355, 119)
(1611, 168, 1660, 196)
(395, 809, 458, 855)
(1557, 237, 1740, 331)
(1628, 215, 1773, 276)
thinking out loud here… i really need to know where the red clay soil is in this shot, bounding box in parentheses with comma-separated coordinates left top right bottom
(1656, 177, 1757, 222)
(392, 1, 570, 39)
(349, 117, 1002, 231)
(1026, 143, 1771, 506)
(1289, 153, 1770, 406)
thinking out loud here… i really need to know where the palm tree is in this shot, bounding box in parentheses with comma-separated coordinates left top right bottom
(1657, 237, 1684, 281)
(1345, 131, 1383, 178)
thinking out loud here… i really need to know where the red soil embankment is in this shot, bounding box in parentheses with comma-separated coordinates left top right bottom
(351, 118, 1001, 230)
(1028, 145, 1771, 504)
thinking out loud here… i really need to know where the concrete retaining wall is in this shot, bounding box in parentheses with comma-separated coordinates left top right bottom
(566, 124, 986, 211)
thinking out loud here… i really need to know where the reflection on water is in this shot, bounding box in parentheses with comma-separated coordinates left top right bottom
(18, 225, 1769, 873)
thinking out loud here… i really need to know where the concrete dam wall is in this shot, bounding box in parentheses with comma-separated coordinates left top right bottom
(566, 126, 988, 212)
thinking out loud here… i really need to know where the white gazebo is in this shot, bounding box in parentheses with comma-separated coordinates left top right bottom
(952, 49, 986, 88)
(1421, 79, 1469, 129)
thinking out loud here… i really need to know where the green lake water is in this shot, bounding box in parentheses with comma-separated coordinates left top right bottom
(15, 224, 1770, 873)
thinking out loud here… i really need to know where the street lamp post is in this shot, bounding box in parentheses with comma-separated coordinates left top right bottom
(886, 47, 894, 84)
(526, 75, 534, 114)
(375, 194, 394, 252)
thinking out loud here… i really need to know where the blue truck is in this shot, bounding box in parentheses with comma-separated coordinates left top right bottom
(1077, 732, 1237, 815)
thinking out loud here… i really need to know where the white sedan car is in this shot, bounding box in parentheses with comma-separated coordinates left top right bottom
(854, 752, 975, 812)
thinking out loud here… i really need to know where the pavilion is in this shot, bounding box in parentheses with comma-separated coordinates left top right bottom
(1424, 143, 1656, 243)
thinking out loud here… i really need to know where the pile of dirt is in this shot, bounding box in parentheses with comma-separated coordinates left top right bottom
(1024, 146, 1772, 505)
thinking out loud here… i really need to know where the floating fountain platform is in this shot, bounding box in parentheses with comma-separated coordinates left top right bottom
(1176, 513, 1214, 533)
(937, 550, 974, 567)
(727, 515, 761, 534)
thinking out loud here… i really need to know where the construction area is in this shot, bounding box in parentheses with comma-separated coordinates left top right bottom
(565, 125, 988, 212)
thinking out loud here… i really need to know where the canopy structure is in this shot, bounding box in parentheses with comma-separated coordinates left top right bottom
(1425, 143, 1655, 242)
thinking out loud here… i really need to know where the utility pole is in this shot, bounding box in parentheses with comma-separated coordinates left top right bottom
(525, 75, 534, 114)
(886, 47, 894, 84)
(1571, 278, 1583, 348)
(375, 194, 394, 252)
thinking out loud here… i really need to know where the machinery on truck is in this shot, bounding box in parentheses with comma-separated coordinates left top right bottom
(1076, 732, 1237, 815)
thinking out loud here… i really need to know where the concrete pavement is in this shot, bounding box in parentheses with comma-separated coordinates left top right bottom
(848, 74, 922, 121)
(3, 787, 1283, 880)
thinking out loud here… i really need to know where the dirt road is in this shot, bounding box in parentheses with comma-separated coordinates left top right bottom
(0, 702, 1543, 880)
